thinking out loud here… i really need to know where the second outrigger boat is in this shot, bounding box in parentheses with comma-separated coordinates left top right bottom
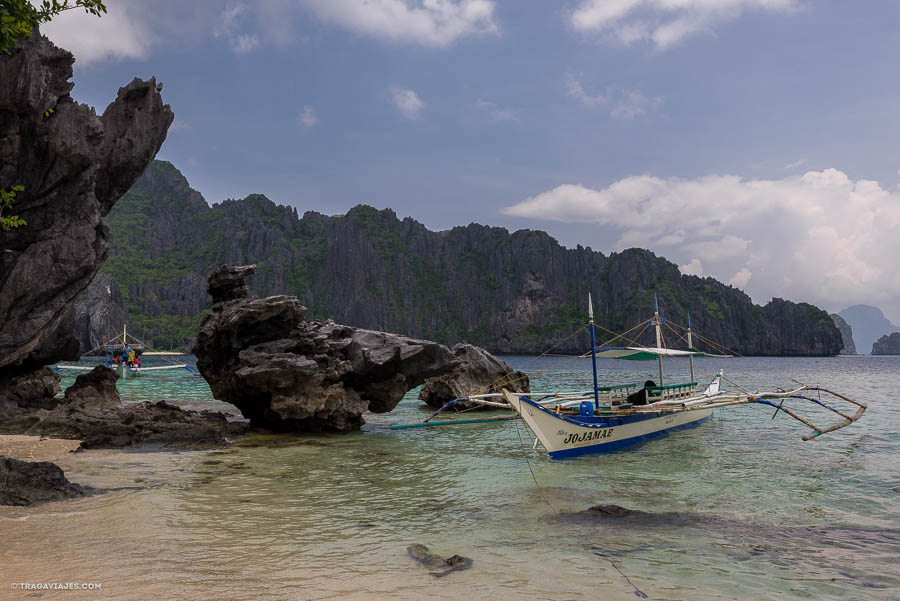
(407, 293, 867, 459)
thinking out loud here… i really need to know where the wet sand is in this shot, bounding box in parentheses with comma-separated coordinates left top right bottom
(0, 435, 81, 462)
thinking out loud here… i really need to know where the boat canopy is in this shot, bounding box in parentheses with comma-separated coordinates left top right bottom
(592, 346, 732, 360)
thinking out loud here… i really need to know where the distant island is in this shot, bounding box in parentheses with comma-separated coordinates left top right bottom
(872, 333, 900, 355)
(79, 160, 843, 356)
(837, 305, 900, 355)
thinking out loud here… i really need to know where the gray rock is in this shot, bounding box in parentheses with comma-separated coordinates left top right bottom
(74, 273, 128, 355)
(0, 456, 89, 506)
(194, 266, 460, 432)
(0, 30, 172, 380)
(407, 544, 474, 578)
(418, 343, 529, 410)
(872, 332, 900, 355)
(0, 366, 60, 411)
(0, 366, 249, 448)
(209, 264, 257, 304)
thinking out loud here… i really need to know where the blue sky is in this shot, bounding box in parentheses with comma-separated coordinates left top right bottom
(42, 1, 900, 322)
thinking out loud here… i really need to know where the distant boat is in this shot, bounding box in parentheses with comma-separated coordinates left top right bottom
(398, 293, 868, 459)
(56, 324, 193, 379)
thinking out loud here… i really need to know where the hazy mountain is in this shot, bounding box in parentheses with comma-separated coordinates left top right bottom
(837, 305, 900, 354)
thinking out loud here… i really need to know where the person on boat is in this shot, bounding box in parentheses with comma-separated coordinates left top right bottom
(134, 357, 141, 369)
(627, 380, 657, 406)
(127, 346, 136, 367)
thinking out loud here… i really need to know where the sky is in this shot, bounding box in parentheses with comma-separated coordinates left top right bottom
(41, 0, 900, 322)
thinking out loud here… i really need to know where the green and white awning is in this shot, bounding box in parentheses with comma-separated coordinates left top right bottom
(592, 346, 732, 360)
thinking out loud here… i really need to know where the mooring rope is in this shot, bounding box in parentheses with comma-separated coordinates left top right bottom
(512, 414, 651, 600)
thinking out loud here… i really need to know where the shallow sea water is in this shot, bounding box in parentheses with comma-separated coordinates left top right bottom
(1, 354, 898, 601)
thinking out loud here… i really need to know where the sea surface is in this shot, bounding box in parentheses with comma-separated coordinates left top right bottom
(2, 354, 898, 601)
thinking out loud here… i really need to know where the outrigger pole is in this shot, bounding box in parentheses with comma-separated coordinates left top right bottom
(588, 292, 600, 410)
(654, 293, 664, 387)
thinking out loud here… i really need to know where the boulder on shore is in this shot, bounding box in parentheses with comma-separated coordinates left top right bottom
(0, 456, 89, 506)
(194, 265, 461, 432)
(0, 366, 249, 449)
(418, 343, 530, 410)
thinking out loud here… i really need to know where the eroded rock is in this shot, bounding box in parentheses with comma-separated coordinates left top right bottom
(0, 456, 89, 506)
(0, 366, 249, 449)
(418, 343, 529, 410)
(194, 265, 460, 432)
(407, 544, 474, 578)
(0, 29, 172, 378)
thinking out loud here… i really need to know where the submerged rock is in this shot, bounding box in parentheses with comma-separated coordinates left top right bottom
(0, 29, 172, 381)
(0, 366, 249, 448)
(0, 456, 89, 506)
(418, 343, 530, 410)
(194, 265, 460, 432)
(407, 544, 474, 578)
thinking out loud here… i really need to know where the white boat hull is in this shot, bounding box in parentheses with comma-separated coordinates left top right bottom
(504, 391, 712, 459)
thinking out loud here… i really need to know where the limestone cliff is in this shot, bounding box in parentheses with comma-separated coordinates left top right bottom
(0, 31, 172, 383)
(871, 333, 900, 355)
(96, 161, 842, 356)
(830, 314, 856, 355)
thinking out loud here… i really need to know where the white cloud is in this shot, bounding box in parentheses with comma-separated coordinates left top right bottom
(569, 0, 799, 49)
(169, 120, 191, 133)
(475, 100, 521, 123)
(302, 0, 498, 46)
(503, 168, 900, 319)
(565, 74, 661, 119)
(298, 106, 318, 127)
(730, 267, 752, 288)
(41, 2, 152, 65)
(390, 87, 425, 119)
(784, 158, 807, 170)
(680, 258, 704, 276)
(215, 3, 260, 54)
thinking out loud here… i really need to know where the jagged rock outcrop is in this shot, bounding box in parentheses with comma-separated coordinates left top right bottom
(872, 333, 900, 355)
(194, 265, 460, 432)
(98, 161, 842, 356)
(0, 365, 249, 448)
(0, 30, 172, 387)
(74, 272, 128, 354)
(0, 456, 89, 506)
(418, 343, 530, 410)
(830, 314, 857, 355)
(0, 366, 60, 412)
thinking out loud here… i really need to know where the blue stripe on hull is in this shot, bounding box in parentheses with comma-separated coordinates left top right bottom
(547, 413, 712, 459)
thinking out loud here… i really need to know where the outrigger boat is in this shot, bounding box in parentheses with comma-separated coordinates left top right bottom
(398, 294, 867, 460)
(56, 324, 195, 379)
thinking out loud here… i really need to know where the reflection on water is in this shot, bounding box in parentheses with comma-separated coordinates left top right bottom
(3, 355, 899, 600)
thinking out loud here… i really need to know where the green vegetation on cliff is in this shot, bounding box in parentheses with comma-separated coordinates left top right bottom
(100, 161, 843, 355)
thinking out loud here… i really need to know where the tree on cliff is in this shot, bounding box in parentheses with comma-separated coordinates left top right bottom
(1, 0, 106, 54)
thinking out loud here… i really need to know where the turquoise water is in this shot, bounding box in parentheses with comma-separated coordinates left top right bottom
(5, 354, 899, 601)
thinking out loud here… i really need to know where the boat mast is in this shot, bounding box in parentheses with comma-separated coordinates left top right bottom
(687, 311, 695, 383)
(588, 292, 600, 410)
(654, 293, 664, 386)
